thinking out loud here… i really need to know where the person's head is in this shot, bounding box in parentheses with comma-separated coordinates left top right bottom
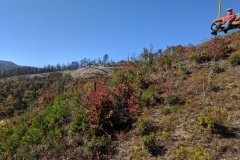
(226, 8, 233, 15)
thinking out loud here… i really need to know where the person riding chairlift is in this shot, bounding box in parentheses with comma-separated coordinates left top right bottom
(211, 8, 236, 35)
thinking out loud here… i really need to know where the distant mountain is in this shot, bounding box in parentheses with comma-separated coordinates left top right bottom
(0, 60, 20, 72)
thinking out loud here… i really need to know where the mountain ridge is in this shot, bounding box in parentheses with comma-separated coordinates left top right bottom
(0, 60, 20, 72)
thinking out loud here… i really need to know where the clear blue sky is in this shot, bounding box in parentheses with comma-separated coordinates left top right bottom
(0, 0, 239, 67)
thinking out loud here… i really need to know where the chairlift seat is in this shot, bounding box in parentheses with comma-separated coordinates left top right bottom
(211, 13, 240, 33)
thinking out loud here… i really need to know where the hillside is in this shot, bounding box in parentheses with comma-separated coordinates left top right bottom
(0, 66, 116, 83)
(0, 31, 240, 160)
(0, 60, 19, 72)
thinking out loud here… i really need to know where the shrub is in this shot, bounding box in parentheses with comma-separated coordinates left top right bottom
(83, 80, 138, 131)
(87, 136, 111, 156)
(190, 54, 211, 64)
(211, 63, 225, 73)
(110, 70, 136, 86)
(161, 106, 178, 115)
(43, 100, 69, 130)
(161, 107, 172, 115)
(47, 127, 64, 150)
(164, 54, 172, 70)
(142, 134, 166, 156)
(0, 117, 27, 158)
(151, 66, 158, 73)
(83, 81, 113, 128)
(15, 146, 36, 160)
(110, 68, 142, 91)
(207, 37, 230, 60)
(140, 85, 156, 106)
(72, 107, 89, 134)
(229, 51, 240, 66)
(188, 37, 231, 63)
(197, 109, 235, 138)
(143, 134, 158, 155)
(178, 64, 189, 75)
(197, 108, 225, 132)
(22, 127, 44, 144)
(175, 146, 211, 160)
(23, 98, 72, 144)
(135, 115, 156, 136)
(164, 94, 181, 106)
(197, 115, 218, 130)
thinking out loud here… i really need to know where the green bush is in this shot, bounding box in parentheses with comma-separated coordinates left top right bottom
(229, 51, 240, 66)
(135, 116, 156, 136)
(175, 146, 211, 160)
(0, 117, 27, 159)
(22, 127, 44, 144)
(44, 100, 69, 130)
(72, 107, 89, 134)
(211, 63, 225, 73)
(197, 115, 217, 130)
(178, 64, 189, 75)
(197, 109, 225, 132)
(47, 127, 64, 150)
(23, 98, 72, 145)
(110, 69, 142, 92)
(196, 109, 234, 137)
(164, 54, 172, 70)
(140, 85, 156, 106)
(197, 108, 226, 130)
(0, 143, 11, 159)
(161, 107, 172, 115)
(87, 136, 111, 156)
(15, 146, 36, 160)
(142, 134, 166, 156)
(161, 106, 178, 115)
(143, 134, 157, 155)
(110, 70, 135, 85)
(151, 66, 158, 73)
(164, 95, 181, 106)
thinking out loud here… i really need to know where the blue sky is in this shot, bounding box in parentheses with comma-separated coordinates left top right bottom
(0, 0, 239, 67)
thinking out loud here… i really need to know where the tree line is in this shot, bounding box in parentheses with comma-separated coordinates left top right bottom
(0, 45, 184, 78)
(0, 54, 111, 78)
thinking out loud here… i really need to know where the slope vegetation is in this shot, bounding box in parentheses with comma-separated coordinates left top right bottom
(0, 31, 240, 160)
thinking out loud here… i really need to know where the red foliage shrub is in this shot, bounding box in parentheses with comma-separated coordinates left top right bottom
(82, 79, 138, 129)
(128, 95, 138, 113)
(206, 37, 230, 60)
(187, 37, 231, 63)
(83, 81, 113, 127)
(114, 81, 138, 114)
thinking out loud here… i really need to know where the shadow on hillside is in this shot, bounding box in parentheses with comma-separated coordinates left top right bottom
(94, 118, 133, 138)
(212, 125, 237, 138)
(149, 145, 167, 157)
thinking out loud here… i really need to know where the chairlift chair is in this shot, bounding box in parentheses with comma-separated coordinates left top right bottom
(211, 0, 240, 34)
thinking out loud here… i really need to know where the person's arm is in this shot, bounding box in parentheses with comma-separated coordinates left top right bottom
(213, 18, 223, 23)
(230, 15, 236, 22)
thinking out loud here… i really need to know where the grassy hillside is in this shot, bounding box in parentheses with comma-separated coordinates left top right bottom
(0, 31, 240, 160)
